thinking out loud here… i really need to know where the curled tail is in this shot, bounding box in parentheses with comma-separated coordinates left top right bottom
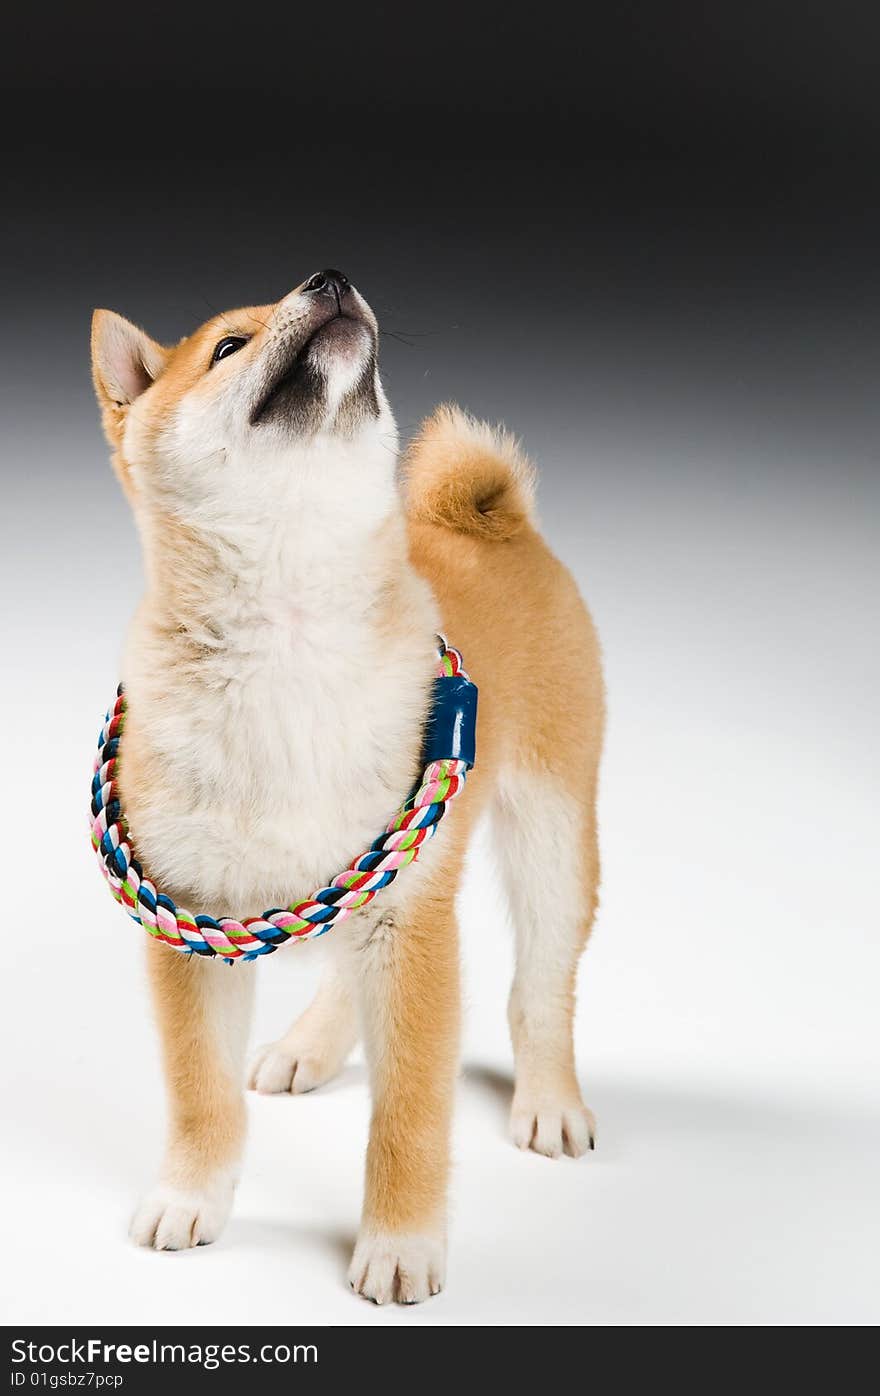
(404, 404, 536, 541)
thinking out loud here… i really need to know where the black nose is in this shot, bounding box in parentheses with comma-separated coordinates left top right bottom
(303, 268, 351, 301)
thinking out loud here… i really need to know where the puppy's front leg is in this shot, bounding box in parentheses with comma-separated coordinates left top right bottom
(348, 889, 460, 1304)
(130, 939, 255, 1250)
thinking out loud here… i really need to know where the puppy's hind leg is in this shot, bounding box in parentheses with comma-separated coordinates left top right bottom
(130, 940, 255, 1250)
(493, 765, 599, 1158)
(248, 944, 358, 1095)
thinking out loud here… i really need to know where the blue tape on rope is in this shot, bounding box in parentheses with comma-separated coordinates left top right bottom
(421, 674, 478, 769)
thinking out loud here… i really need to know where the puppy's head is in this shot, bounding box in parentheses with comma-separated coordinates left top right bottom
(91, 271, 394, 524)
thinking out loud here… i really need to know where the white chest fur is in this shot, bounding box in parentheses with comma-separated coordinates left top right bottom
(121, 499, 439, 921)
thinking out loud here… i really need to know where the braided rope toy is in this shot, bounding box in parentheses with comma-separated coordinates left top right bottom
(90, 639, 477, 963)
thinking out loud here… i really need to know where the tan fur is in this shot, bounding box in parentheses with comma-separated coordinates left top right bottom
(406, 405, 604, 804)
(359, 874, 463, 1235)
(350, 409, 605, 1236)
(92, 287, 603, 1301)
(344, 406, 606, 1271)
(405, 403, 537, 539)
(145, 943, 249, 1180)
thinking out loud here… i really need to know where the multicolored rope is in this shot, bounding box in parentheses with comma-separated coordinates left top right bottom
(90, 640, 477, 963)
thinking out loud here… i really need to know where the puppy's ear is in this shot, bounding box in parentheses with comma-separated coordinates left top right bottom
(91, 309, 167, 443)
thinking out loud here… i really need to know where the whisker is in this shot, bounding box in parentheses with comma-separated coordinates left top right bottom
(198, 295, 240, 336)
(242, 309, 273, 331)
(379, 329, 419, 348)
(199, 294, 273, 335)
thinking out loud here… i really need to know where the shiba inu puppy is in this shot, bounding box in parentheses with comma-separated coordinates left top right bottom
(90, 270, 604, 1305)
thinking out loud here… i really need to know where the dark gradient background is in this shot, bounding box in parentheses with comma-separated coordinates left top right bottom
(3, 6, 880, 624)
(2, 3, 879, 1324)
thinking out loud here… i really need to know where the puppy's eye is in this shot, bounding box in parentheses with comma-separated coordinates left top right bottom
(211, 336, 248, 365)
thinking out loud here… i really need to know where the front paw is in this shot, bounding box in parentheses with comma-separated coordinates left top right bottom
(130, 1178, 234, 1251)
(348, 1229, 446, 1305)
